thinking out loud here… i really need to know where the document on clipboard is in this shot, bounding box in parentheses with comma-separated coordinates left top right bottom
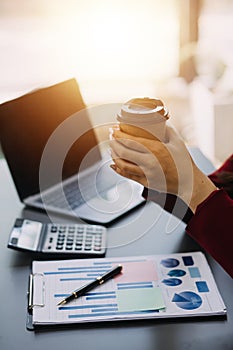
(26, 252, 226, 330)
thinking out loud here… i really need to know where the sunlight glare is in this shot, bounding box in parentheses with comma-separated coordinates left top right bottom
(54, 1, 179, 82)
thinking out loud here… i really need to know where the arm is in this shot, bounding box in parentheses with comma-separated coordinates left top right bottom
(110, 127, 233, 278)
(186, 189, 233, 278)
(208, 154, 233, 198)
(186, 154, 233, 278)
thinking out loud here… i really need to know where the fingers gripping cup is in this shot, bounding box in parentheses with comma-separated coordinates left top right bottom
(117, 97, 170, 141)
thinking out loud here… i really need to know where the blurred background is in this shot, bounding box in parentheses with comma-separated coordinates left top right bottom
(1, 0, 233, 163)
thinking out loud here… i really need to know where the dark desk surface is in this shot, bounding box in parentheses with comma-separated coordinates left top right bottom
(0, 150, 232, 350)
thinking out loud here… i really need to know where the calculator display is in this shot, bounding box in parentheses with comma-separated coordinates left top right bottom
(9, 219, 42, 251)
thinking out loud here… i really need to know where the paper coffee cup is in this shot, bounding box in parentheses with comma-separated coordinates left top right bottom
(117, 97, 170, 141)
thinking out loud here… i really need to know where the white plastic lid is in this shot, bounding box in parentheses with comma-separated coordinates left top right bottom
(117, 97, 169, 124)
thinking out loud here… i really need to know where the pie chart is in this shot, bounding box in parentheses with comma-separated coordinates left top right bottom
(172, 291, 202, 310)
(162, 278, 182, 286)
(167, 269, 186, 277)
(160, 258, 179, 268)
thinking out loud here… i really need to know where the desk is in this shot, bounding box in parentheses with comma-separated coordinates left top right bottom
(0, 149, 232, 350)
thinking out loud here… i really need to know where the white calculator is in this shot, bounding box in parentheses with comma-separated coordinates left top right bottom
(8, 218, 107, 258)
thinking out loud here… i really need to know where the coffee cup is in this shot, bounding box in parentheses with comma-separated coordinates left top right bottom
(116, 97, 170, 141)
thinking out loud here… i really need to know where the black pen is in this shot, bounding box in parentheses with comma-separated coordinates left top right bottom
(57, 264, 123, 306)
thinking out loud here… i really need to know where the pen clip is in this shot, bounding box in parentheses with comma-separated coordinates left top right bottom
(28, 273, 45, 310)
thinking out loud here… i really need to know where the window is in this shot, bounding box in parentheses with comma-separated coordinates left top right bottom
(197, 0, 233, 91)
(0, 0, 179, 103)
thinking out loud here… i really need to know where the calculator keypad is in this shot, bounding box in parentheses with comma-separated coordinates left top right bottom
(42, 224, 106, 256)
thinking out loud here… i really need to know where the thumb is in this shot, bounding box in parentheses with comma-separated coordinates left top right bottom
(166, 125, 186, 146)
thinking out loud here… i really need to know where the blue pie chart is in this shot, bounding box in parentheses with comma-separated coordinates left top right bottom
(161, 258, 180, 268)
(168, 269, 186, 277)
(162, 278, 182, 286)
(172, 291, 202, 310)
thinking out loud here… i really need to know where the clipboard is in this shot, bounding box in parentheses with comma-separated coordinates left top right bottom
(26, 253, 227, 330)
(27, 273, 46, 331)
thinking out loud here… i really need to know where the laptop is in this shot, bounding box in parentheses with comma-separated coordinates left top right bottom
(0, 79, 144, 224)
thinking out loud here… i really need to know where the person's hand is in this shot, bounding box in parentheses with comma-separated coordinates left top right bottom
(110, 125, 217, 212)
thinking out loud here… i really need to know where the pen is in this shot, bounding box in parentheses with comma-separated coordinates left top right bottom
(57, 264, 123, 306)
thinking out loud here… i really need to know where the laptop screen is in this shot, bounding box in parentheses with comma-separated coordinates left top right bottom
(0, 79, 101, 201)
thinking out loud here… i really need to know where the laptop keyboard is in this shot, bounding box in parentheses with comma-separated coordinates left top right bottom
(37, 177, 109, 210)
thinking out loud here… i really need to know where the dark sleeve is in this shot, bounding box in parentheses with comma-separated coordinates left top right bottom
(208, 154, 233, 198)
(142, 188, 194, 224)
(186, 189, 233, 278)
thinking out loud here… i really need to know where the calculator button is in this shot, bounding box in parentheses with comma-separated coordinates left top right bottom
(43, 223, 106, 256)
(95, 240, 102, 244)
(14, 218, 24, 228)
(94, 247, 101, 251)
(11, 237, 18, 245)
(94, 246, 101, 251)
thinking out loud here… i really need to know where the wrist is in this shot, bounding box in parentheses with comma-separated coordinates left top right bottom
(189, 168, 217, 213)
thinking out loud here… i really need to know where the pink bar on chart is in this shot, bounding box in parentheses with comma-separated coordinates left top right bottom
(114, 260, 158, 283)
